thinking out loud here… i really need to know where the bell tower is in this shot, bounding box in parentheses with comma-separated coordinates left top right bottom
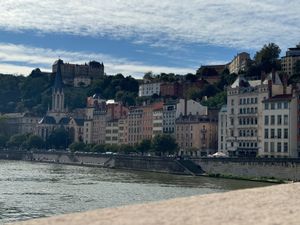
(51, 59, 65, 112)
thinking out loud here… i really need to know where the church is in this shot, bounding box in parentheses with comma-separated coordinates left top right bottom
(36, 59, 84, 143)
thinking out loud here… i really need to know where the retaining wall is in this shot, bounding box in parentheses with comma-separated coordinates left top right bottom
(193, 158, 300, 181)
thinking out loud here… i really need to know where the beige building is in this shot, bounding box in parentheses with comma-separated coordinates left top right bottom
(127, 107, 143, 145)
(176, 99, 208, 118)
(262, 93, 298, 158)
(281, 44, 300, 76)
(175, 115, 218, 157)
(224, 71, 291, 157)
(218, 105, 228, 153)
(105, 120, 119, 145)
(152, 102, 164, 137)
(2, 113, 41, 136)
(228, 52, 251, 74)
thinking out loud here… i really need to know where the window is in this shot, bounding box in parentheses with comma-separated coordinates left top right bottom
(284, 102, 288, 109)
(265, 103, 269, 110)
(264, 142, 268, 152)
(284, 143, 288, 152)
(284, 129, 288, 139)
(264, 116, 269, 125)
(231, 108, 234, 114)
(277, 115, 282, 125)
(277, 102, 282, 109)
(271, 115, 275, 125)
(284, 115, 288, 125)
(277, 129, 282, 139)
(271, 129, 275, 138)
(271, 103, 275, 109)
(231, 99, 234, 106)
(270, 142, 274, 152)
(277, 143, 282, 152)
(264, 129, 269, 138)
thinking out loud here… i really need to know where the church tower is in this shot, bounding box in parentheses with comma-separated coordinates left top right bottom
(51, 59, 65, 112)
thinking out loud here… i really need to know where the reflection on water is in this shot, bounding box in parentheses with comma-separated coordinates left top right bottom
(0, 160, 273, 224)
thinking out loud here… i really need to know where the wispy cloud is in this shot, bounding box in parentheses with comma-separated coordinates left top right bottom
(0, 0, 299, 50)
(0, 43, 194, 77)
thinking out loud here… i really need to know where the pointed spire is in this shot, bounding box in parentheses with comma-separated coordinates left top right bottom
(53, 59, 63, 92)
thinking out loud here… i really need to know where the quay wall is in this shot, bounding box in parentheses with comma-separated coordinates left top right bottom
(0, 151, 188, 175)
(193, 157, 300, 181)
(1, 151, 300, 181)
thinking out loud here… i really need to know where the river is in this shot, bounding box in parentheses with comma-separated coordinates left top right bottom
(0, 160, 273, 224)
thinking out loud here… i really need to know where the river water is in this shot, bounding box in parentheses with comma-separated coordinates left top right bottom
(0, 160, 273, 224)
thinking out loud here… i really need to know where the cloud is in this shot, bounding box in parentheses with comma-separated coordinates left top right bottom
(0, 0, 299, 50)
(0, 43, 194, 77)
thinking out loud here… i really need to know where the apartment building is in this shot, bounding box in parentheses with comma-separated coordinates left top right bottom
(138, 82, 161, 97)
(228, 52, 251, 74)
(218, 105, 228, 153)
(261, 94, 298, 158)
(127, 107, 143, 145)
(152, 103, 164, 137)
(176, 115, 218, 156)
(105, 120, 119, 145)
(281, 43, 300, 76)
(224, 71, 286, 157)
(163, 101, 177, 135)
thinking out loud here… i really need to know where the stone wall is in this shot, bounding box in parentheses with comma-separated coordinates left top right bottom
(114, 155, 187, 174)
(193, 158, 300, 181)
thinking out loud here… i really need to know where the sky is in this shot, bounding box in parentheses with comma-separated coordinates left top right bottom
(0, 0, 299, 78)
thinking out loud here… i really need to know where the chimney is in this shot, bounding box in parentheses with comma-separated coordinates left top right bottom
(268, 80, 273, 98)
(184, 98, 187, 116)
(272, 68, 276, 83)
(283, 73, 288, 95)
(261, 71, 266, 83)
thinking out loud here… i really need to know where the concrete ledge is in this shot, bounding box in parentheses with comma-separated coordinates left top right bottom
(11, 183, 300, 225)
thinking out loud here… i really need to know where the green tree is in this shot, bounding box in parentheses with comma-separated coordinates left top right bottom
(152, 135, 178, 155)
(46, 128, 71, 149)
(25, 135, 45, 149)
(7, 134, 28, 149)
(0, 134, 8, 148)
(69, 142, 86, 152)
(254, 43, 281, 73)
(91, 144, 106, 153)
(254, 43, 281, 64)
(137, 139, 152, 154)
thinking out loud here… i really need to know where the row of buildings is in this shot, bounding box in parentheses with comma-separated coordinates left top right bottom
(2, 60, 218, 156)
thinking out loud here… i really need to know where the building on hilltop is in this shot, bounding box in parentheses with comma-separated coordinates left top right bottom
(281, 43, 300, 76)
(228, 52, 251, 74)
(52, 59, 104, 87)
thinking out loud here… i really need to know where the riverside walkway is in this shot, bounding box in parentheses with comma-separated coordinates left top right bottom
(11, 183, 300, 225)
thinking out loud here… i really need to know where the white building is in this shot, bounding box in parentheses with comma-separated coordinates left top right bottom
(262, 94, 298, 158)
(218, 105, 228, 153)
(225, 71, 287, 157)
(163, 101, 177, 135)
(176, 99, 208, 118)
(138, 82, 161, 97)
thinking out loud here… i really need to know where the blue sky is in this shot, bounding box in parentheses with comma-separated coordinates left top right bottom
(0, 0, 299, 78)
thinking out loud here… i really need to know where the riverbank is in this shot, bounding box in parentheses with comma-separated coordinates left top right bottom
(0, 150, 299, 182)
(10, 183, 300, 225)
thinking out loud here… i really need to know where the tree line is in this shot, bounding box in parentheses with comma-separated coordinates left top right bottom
(0, 127, 178, 156)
